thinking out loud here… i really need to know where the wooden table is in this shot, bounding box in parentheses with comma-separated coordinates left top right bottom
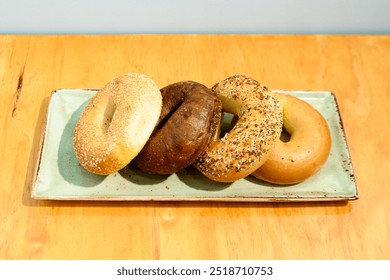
(1, 35, 389, 260)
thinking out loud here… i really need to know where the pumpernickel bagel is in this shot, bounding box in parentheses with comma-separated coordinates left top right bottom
(134, 81, 222, 174)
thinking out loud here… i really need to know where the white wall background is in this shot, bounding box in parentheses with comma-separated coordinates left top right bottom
(0, 0, 389, 34)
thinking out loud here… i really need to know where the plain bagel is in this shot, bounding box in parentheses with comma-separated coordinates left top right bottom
(252, 92, 331, 184)
(73, 73, 162, 175)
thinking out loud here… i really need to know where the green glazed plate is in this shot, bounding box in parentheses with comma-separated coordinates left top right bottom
(32, 89, 358, 202)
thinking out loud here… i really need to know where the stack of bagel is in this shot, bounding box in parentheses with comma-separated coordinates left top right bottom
(73, 73, 331, 185)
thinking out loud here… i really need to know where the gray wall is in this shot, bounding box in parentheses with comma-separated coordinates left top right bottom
(1, 0, 389, 34)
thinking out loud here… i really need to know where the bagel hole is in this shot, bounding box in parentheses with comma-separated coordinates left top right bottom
(155, 100, 184, 130)
(280, 127, 291, 143)
(103, 96, 116, 132)
(220, 112, 237, 138)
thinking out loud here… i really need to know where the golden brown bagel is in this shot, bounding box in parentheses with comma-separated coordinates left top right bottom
(194, 75, 283, 182)
(252, 92, 331, 184)
(73, 73, 162, 175)
(134, 81, 222, 174)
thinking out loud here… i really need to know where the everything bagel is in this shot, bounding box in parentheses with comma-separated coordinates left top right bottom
(252, 92, 331, 184)
(194, 75, 283, 182)
(73, 73, 162, 175)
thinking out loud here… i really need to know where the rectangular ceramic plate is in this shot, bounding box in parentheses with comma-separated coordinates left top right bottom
(31, 89, 358, 202)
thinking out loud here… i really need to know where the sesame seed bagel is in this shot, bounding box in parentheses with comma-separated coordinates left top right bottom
(194, 75, 283, 182)
(252, 92, 331, 184)
(134, 81, 222, 174)
(73, 73, 162, 175)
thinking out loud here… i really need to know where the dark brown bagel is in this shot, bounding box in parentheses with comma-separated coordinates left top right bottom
(134, 81, 222, 174)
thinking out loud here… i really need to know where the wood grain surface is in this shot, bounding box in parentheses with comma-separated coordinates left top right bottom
(0, 35, 389, 260)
